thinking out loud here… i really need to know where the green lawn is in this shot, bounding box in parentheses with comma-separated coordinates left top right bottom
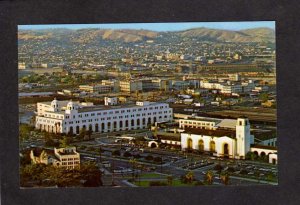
(139, 173, 166, 179)
(132, 179, 197, 187)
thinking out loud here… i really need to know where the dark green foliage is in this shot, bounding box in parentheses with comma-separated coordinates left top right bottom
(149, 181, 168, 186)
(112, 150, 121, 156)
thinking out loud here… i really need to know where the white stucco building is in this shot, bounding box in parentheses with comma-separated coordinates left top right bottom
(35, 99, 173, 134)
(181, 117, 254, 159)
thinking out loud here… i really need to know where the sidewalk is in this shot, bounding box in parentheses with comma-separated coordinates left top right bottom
(230, 176, 278, 185)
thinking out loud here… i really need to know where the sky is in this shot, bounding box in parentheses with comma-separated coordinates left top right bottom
(18, 21, 275, 32)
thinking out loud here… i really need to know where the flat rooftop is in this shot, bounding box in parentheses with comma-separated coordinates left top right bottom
(184, 117, 221, 123)
(78, 102, 166, 113)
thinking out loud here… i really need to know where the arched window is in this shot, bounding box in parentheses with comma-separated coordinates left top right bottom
(101, 123, 105, 130)
(198, 139, 204, 151)
(187, 138, 193, 150)
(131, 119, 134, 126)
(148, 117, 151, 125)
(223, 143, 229, 156)
(95, 124, 99, 132)
(137, 119, 140, 126)
(210, 141, 215, 152)
(119, 121, 123, 128)
(69, 126, 73, 134)
(142, 118, 146, 125)
(125, 120, 129, 127)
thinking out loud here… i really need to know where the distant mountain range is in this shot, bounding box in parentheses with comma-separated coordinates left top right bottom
(18, 27, 275, 43)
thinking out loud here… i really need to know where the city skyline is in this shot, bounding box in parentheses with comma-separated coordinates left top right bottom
(18, 21, 275, 32)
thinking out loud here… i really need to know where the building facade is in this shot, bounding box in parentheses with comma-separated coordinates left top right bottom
(181, 117, 254, 159)
(35, 99, 173, 134)
(30, 147, 80, 169)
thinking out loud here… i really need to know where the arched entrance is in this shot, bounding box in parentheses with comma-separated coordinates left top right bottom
(95, 124, 99, 132)
(142, 118, 146, 126)
(198, 139, 204, 151)
(148, 117, 151, 125)
(223, 143, 229, 157)
(148, 141, 158, 148)
(76, 126, 80, 134)
(69, 126, 73, 134)
(187, 138, 193, 150)
(210, 141, 215, 152)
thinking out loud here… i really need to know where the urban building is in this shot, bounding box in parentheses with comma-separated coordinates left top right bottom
(79, 84, 113, 93)
(101, 79, 120, 92)
(180, 117, 277, 160)
(35, 99, 173, 134)
(30, 147, 80, 169)
(119, 80, 142, 92)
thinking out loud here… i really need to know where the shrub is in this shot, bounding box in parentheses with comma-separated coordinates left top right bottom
(123, 151, 132, 158)
(153, 156, 162, 163)
(80, 145, 87, 150)
(213, 164, 223, 171)
(112, 150, 121, 156)
(133, 154, 141, 159)
(145, 155, 154, 161)
(86, 147, 96, 152)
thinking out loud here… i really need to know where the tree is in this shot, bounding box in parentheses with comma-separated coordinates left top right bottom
(85, 130, 92, 140)
(145, 155, 154, 161)
(213, 164, 223, 172)
(153, 156, 162, 163)
(167, 175, 173, 186)
(185, 171, 194, 184)
(246, 152, 258, 161)
(220, 172, 230, 185)
(205, 170, 214, 185)
(79, 127, 87, 140)
(123, 151, 132, 158)
(259, 93, 269, 103)
(112, 150, 121, 156)
(59, 136, 71, 148)
(19, 124, 35, 142)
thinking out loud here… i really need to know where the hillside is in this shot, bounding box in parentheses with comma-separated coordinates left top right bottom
(18, 27, 275, 43)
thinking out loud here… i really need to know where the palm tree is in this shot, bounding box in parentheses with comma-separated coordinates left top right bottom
(220, 172, 230, 185)
(205, 170, 214, 185)
(186, 171, 194, 184)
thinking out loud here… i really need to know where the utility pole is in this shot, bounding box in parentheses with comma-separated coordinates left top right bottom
(111, 160, 115, 186)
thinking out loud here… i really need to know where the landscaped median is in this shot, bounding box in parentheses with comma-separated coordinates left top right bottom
(127, 172, 204, 187)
